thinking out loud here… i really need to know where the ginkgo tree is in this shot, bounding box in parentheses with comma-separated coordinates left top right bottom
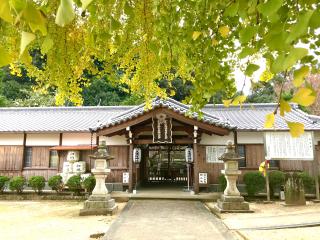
(0, 0, 319, 137)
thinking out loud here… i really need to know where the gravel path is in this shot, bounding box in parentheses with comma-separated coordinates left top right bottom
(0, 200, 126, 240)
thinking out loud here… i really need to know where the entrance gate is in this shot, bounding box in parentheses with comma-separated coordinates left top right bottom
(144, 145, 189, 184)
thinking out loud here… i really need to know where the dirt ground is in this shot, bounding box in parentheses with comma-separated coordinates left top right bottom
(0, 200, 126, 240)
(221, 201, 320, 240)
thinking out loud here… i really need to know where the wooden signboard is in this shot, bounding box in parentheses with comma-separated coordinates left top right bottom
(152, 113, 172, 143)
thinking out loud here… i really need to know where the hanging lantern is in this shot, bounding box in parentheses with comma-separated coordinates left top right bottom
(185, 147, 193, 163)
(133, 148, 142, 163)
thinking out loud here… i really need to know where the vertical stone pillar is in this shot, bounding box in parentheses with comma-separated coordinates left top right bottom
(214, 141, 252, 213)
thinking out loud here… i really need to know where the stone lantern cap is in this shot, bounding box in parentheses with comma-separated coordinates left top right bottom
(89, 141, 114, 161)
(219, 140, 244, 162)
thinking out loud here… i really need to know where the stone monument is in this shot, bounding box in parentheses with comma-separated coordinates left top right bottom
(80, 141, 118, 216)
(214, 141, 252, 213)
(284, 172, 306, 206)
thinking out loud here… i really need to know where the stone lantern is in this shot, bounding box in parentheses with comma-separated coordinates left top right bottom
(214, 141, 251, 213)
(80, 141, 118, 216)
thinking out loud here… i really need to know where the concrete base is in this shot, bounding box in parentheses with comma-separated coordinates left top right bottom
(214, 195, 253, 213)
(79, 194, 118, 216)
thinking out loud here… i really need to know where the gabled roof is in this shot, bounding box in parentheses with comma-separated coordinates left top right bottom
(92, 97, 235, 131)
(0, 99, 319, 133)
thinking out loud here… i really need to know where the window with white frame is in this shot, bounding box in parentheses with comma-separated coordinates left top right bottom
(206, 146, 225, 163)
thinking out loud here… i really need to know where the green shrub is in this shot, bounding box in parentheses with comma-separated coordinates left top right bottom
(218, 175, 227, 192)
(28, 176, 46, 194)
(298, 172, 315, 193)
(269, 170, 285, 197)
(66, 175, 82, 195)
(243, 172, 266, 197)
(48, 175, 64, 192)
(0, 176, 10, 193)
(9, 176, 25, 193)
(83, 176, 96, 193)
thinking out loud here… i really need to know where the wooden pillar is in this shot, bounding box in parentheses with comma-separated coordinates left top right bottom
(21, 132, 27, 174)
(193, 126, 199, 194)
(127, 127, 134, 193)
(129, 144, 133, 192)
(233, 130, 238, 152)
(57, 133, 62, 172)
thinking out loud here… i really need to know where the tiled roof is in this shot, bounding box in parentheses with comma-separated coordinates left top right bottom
(0, 106, 132, 132)
(0, 99, 319, 132)
(93, 97, 235, 131)
(202, 103, 320, 131)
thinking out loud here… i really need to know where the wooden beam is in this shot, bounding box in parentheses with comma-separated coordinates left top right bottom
(96, 108, 163, 136)
(96, 107, 230, 137)
(133, 138, 193, 145)
(160, 108, 230, 136)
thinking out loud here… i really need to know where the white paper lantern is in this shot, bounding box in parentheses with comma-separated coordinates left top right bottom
(185, 147, 193, 163)
(133, 148, 142, 163)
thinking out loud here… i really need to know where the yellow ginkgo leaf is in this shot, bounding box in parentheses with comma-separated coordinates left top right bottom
(291, 87, 316, 106)
(0, 0, 13, 23)
(192, 31, 202, 40)
(293, 66, 309, 87)
(287, 121, 304, 138)
(20, 31, 36, 56)
(0, 46, 12, 67)
(81, 0, 94, 9)
(212, 38, 218, 46)
(232, 95, 246, 106)
(219, 26, 230, 38)
(223, 99, 232, 107)
(279, 99, 291, 117)
(260, 70, 274, 82)
(264, 113, 275, 128)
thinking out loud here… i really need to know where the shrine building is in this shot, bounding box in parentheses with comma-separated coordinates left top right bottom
(0, 97, 319, 193)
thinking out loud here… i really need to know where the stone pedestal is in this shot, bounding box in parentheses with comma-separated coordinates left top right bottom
(80, 141, 118, 216)
(214, 141, 252, 213)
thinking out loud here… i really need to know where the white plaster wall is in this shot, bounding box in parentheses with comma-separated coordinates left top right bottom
(237, 132, 264, 144)
(26, 133, 60, 146)
(62, 132, 96, 146)
(0, 133, 24, 145)
(99, 135, 128, 145)
(200, 133, 234, 145)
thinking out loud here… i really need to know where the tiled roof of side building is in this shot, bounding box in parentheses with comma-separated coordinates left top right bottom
(0, 99, 319, 132)
(0, 106, 132, 132)
(202, 103, 320, 131)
